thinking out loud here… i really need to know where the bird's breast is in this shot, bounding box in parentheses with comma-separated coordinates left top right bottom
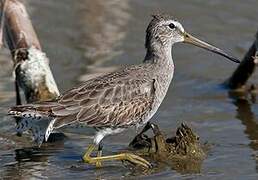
(139, 63, 174, 126)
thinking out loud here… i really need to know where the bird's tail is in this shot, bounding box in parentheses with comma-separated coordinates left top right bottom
(8, 103, 57, 146)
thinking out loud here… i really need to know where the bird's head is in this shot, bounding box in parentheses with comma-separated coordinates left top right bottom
(145, 14, 240, 63)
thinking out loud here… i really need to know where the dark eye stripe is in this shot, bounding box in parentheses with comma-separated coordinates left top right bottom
(169, 23, 175, 29)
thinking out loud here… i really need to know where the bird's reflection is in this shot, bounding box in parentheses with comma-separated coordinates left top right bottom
(15, 133, 66, 160)
(2, 133, 66, 179)
(230, 95, 258, 172)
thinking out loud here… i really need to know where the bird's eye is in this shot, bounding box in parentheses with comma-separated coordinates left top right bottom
(169, 23, 176, 29)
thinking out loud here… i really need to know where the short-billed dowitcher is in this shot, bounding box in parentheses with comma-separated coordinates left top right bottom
(8, 14, 239, 168)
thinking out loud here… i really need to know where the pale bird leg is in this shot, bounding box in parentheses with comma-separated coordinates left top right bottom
(82, 144, 152, 168)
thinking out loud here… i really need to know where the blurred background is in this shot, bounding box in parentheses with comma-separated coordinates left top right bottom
(0, 0, 258, 179)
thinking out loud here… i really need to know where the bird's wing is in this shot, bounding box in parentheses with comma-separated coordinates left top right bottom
(52, 71, 156, 128)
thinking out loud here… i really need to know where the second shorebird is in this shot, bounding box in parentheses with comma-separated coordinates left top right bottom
(9, 14, 239, 168)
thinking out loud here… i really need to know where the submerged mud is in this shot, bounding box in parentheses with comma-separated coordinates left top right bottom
(129, 123, 207, 173)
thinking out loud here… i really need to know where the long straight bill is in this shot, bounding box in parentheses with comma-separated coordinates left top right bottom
(183, 32, 240, 63)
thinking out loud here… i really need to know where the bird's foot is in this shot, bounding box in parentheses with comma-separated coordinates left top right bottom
(83, 152, 151, 169)
(121, 153, 152, 169)
(82, 144, 151, 169)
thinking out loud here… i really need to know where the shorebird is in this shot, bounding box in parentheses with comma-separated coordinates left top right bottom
(8, 14, 239, 168)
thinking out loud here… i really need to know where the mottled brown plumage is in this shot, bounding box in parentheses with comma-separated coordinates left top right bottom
(11, 64, 156, 129)
(55, 65, 156, 128)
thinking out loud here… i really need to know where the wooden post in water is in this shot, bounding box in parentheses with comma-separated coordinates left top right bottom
(0, 0, 59, 104)
(225, 32, 258, 90)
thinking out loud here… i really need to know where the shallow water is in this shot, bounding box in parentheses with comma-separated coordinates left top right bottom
(1, 0, 258, 179)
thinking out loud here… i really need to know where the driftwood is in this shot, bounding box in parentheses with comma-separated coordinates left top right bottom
(0, 0, 59, 104)
(128, 123, 207, 173)
(225, 31, 258, 90)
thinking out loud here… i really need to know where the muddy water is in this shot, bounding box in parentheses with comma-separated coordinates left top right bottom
(1, 0, 258, 179)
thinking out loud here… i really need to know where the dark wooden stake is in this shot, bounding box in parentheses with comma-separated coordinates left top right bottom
(225, 32, 258, 90)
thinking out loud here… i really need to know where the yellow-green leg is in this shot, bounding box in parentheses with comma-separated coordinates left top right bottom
(82, 144, 152, 168)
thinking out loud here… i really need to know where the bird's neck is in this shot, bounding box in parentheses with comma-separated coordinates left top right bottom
(144, 42, 175, 87)
(144, 42, 173, 66)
